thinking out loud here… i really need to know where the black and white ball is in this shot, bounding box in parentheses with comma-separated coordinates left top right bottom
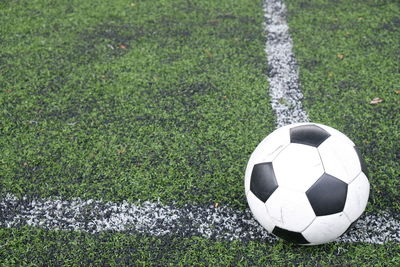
(245, 123, 370, 245)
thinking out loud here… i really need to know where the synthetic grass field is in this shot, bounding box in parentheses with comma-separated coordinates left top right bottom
(1, 0, 399, 265)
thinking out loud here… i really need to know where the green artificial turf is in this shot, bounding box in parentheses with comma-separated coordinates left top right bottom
(1, 227, 399, 266)
(286, 0, 400, 213)
(1, 0, 399, 265)
(0, 0, 274, 208)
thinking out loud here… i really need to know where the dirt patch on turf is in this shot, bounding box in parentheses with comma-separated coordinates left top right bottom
(76, 23, 143, 63)
(301, 59, 320, 71)
(378, 17, 400, 32)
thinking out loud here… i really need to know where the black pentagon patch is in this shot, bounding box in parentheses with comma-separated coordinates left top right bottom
(272, 226, 310, 244)
(250, 162, 278, 202)
(306, 173, 348, 216)
(354, 146, 368, 176)
(290, 124, 331, 147)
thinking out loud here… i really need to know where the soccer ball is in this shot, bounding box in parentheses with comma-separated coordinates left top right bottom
(245, 122, 370, 245)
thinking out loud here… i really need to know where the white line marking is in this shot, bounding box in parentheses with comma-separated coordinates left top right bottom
(261, 0, 399, 244)
(264, 0, 309, 127)
(1, 194, 398, 244)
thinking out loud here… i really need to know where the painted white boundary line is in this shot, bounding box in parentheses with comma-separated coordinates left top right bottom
(1, 194, 399, 244)
(264, 0, 309, 127)
(261, 0, 399, 244)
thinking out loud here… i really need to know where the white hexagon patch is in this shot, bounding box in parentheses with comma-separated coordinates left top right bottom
(246, 191, 275, 232)
(343, 172, 370, 222)
(318, 136, 361, 184)
(265, 187, 316, 232)
(273, 143, 324, 192)
(302, 212, 351, 245)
